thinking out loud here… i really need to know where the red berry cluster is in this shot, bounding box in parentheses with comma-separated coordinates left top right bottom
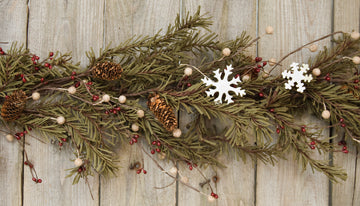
(186, 161, 197, 170)
(301, 125, 306, 133)
(253, 57, 267, 73)
(150, 140, 162, 154)
(338, 140, 349, 153)
(78, 166, 86, 173)
(136, 168, 147, 174)
(339, 118, 346, 128)
(58, 137, 67, 147)
(179, 76, 192, 88)
(14, 129, 28, 140)
(324, 73, 331, 81)
(276, 125, 284, 134)
(24, 160, 42, 183)
(309, 140, 316, 150)
(353, 72, 359, 89)
(0, 47, 5, 55)
(129, 134, 139, 145)
(92, 94, 99, 101)
(210, 192, 219, 199)
(105, 106, 121, 115)
(71, 71, 76, 80)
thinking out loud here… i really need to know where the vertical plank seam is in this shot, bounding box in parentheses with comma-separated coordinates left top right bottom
(254, 0, 259, 205)
(328, 1, 335, 205)
(23, 1, 31, 205)
(352, 150, 358, 206)
(99, 1, 107, 205)
(176, 1, 183, 205)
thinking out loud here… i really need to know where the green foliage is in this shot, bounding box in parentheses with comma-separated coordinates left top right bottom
(1, 7, 359, 184)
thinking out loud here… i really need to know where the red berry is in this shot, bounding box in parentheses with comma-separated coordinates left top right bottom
(151, 149, 155, 154)
(0, 51, 5, 55)
(189, 165, 193, 170)
(37, 179, 42, 183)
(310, 141, 316, 145)
(310, 145, 315, 150)
(187, 83, 192, 87)
(48, 65, 52, 69)
(49, 52, 54, 57)
(343, 146, 347, 150)
(259, 92, 264, 97)
(280, 125, 284, 129)
(269, 108, 275, 112)
(263, 61, 267, 66)
(31, 57, 35, 61)
(341, 123, 346, 128)
(92, 95, 99, 101)
(211, 192, 215, 197)
(338, 141, 343, 145)
(254, 68, 261, 73)
(24, 161, 28, 165)
(59, 142, 63, 146)
(132, 138, 137, 143)
(152, 141, 157, 145)
(35, 56, 39, 60)
(35, 67, 39, 71)
(0, 47, 2, 51)
(155, 148, 161, 153)
(32, 177, 36, 182)
(109, 109, 114, 113)
(339, 118, 344, 123)
(325, 76, 330, 81)
(20, 132, 24, 137)
(78, 168, 83, 173)
(129, 140, 134, 145)
(301, 128, 306, 132)
(62, 138, 67, 142)
(343, 150, 349, 153)
(115, 107, 121, 111)
(143, 170, 147, 174)
(134, 134, 139, 139)
(355, 86, 359, 89)
(72, 71, 76, 75)
(276, 128, 280, 134)
(29, 164, 33, 169)
(33, 61, 37, 65)
(71, 76, 75, 80)
(44, 63, 50, 67)
(214, 194, 219, 199)
(257, 64, 262, 68)
(157, 141, 161, 146)
(183, 76, 189, 81)
(86, 81, 93, 85)
(75, 82, 80, 88)
(354, 79, 359, 83)
(22, 78, 26, 83)
(136, 169, 142, 174)
(41, 77, 44, 82)
(24, 130, 28, 134)
(235, 74, 240, 78)
(255, 57, 262, 62)
(105, 110, 109, 115)
(113, 110, 117, 114)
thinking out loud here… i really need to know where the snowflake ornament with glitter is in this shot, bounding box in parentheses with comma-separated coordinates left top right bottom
(201, 65, 246, 104)
(282, 62, 313, 93)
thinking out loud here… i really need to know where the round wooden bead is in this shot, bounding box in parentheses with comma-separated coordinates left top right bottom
(242, 74, 250, 82)
(74, 158, 83, 167)
(32, 92, 40, 101)
(56, 116, 66, 125)
(321, 110, 330, 119)
(68, 86, 76, 94)
(102, 94, 111, 102)
(131, 123, 139, 132)
(352, 56, 360, 64)
(312, 68, 321, 76)
(169, 167, 178, 176)
(309, 44, 318, 52)
(265, 26, 274, 34)
(137, 110, 145, 118)
(6, 134, 14, 142)
(351, 31, 360, 40)
(184, 67, 193, 76)
(118, 95, 126, 103)
(222, 48, 231, 56)
(172, 128, 182, 137)
(268, 58, 276, 66)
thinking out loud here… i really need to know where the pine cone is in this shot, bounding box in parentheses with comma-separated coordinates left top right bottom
(91, 62, 123, 80)
(147, 94, 178, 132)
(1, 90, 27, 121)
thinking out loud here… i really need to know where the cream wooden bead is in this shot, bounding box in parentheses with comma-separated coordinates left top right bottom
(74, 158, 83, 167)
(242, 74, 250, 82)
(169, 167, 178, 176)
(352, 56, 360, 64)
(184, 67, 193, 76)
(32, 92, 40, 101)
(351, 31, 360, 40)
(268, 58, 276, 66)
(102, 94, 111, 102)
(137, 110, 145, 118)
(265, 26, 274, 34)
(131, 123, 139, 132)
(56, 116, 66, 125)
(312, 68, 321, 76)
(309, 44, 318, 52)
(118, 95, 126, 103)
(172, 128, 182, 137)
(222, 48, 231, 56)
(68, 86, 76, 94)
(321, 110, 330, 119)
(6, 134, 14, 142)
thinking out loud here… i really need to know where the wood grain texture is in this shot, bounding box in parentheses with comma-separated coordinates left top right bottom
(24, 0, 104, 205)
(332, 1, 360, 206)
(0, 0, 28, 205)
(179, 1, 257, 206)
(257, 0, 332, 205)
(100, 1, 180, 205)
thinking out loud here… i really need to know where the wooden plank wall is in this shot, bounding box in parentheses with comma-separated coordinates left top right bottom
(0, 0, 359, 205)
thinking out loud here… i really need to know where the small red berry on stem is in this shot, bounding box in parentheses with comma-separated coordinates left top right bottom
(189, 165, 193, 170)
(32, 177, 36, 182)
(339, 118, 344, 123)
(187, 83, 192, 87)
(151, 149, 155, 154)
(259, 92, 264, 97)
(343, 150, 349, 154)
(310, 141, 316, 145)
(276, 128, 280, 134)
(134, 134, 139, 139)
(155, 148, 161, 153)
(37, 179, 42, 183)
(341, 123, 346, 128)
(255, 57, 262, 62)
(310, 145, 315, 150)
(263, 61, 267, 66)
(143, 170, 147, 174)
(49, 52, 54, 57)
(152, 141, 157, 145)
(136, 169, 142, 174)
(44, 63, 50, 67)
(269, 108, 275, 112)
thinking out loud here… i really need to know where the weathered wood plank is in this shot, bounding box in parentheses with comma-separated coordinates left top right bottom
(257, 1, 332, 205)
(178, 1, 257, 205)
(100, 1, 180, 205)
(0, 0, 28, 205)
(332, 1, 360, 206)
(23, 0, 104, 205)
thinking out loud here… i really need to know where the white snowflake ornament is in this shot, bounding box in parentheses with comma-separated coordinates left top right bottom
(202, 65, 246, 104)
(282, 62, 313, 93)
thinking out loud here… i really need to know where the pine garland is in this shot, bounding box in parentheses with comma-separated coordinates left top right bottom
(1, 8, 360, 186)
